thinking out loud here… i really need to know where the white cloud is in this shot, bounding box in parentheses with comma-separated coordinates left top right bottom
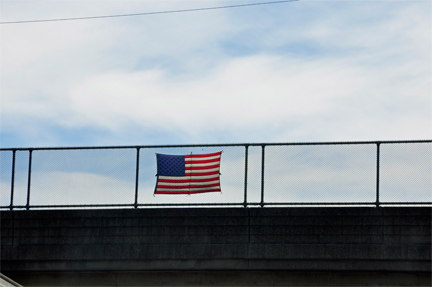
(64, 56, 358, 128)
(0, 0, 430, 147)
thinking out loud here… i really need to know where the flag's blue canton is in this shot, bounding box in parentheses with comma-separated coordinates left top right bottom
(157, 154, 185, 176)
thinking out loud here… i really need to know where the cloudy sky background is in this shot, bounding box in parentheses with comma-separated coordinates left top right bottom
(1, 1, 431, 206)
(1, 0, 431, 148)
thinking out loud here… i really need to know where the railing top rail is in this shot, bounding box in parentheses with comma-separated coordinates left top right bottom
(2, 201, 431, 210)
(1, 139, 431, 151)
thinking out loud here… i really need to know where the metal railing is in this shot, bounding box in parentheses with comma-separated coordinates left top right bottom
(0, 140, 431, 210)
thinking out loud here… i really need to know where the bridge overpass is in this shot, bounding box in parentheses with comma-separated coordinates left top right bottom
(1, 206, 431, 286)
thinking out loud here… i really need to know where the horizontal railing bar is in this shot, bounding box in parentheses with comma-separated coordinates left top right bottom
(0, 204, 134, 209)
(261, 202, 432, 205)
(2, 202, 431, 210)
(379, 202, 432, 205)
(1, 140, 431, 151)
(260, 202, 378, 205)
(0, 203, 245, 209)
(138, 203, 245, 206)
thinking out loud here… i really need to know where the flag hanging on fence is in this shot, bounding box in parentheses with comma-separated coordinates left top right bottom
(154, 151, 222, 194)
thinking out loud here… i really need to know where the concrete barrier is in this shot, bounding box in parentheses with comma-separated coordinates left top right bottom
(1, 207, 431, 286)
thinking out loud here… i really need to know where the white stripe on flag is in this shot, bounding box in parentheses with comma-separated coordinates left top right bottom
(185, 167, 220, 173)
(158, 175, 220, 180)
(157, 180, 220, 186)
(185, 155, 221, 161)
(185, 162, 220, 167)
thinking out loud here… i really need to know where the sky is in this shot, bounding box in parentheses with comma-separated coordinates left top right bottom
(0, 0, 431, 148)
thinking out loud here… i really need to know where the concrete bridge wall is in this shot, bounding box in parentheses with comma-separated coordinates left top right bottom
(1, 207, 431, 286)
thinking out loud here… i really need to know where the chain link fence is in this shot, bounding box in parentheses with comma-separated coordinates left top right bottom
(1, 141, 430, 209)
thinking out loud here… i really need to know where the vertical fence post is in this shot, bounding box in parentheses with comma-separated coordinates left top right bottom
(9, 150, 16, 211)
(134, 147, 140, 209)
(260, 145, 265, 207)
(26, 149, 33, 210)
(243, 145, 249, 208)
(376, 142, 380, 208)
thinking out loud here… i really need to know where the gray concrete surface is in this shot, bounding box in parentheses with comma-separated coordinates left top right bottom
(1, 207, 431, 286)
(3, 271, 431, 286)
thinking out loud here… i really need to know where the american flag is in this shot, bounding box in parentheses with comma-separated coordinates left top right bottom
(154, 151, 222, 194)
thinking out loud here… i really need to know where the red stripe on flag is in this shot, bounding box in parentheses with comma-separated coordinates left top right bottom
(155, 189, 221, 194)
(184, 152, 221, 158)
(157, 183, 220, 189)
(185, 164, 219, 170)
(184, 171, 220, 177)
(158, 177, 220, 183)
(185, 158, 220, 164)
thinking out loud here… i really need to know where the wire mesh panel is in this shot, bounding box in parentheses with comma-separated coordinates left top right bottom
(263, 144, 377, 204)
(137, 146, 245, 206)
(1, 151, 31, 207)
(0, 151, 12, 206)
(29, 149, 136, 206)
(0, 141, 430, 209)
(380, 142, 431, 203)
(246, 146, 263, 204)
